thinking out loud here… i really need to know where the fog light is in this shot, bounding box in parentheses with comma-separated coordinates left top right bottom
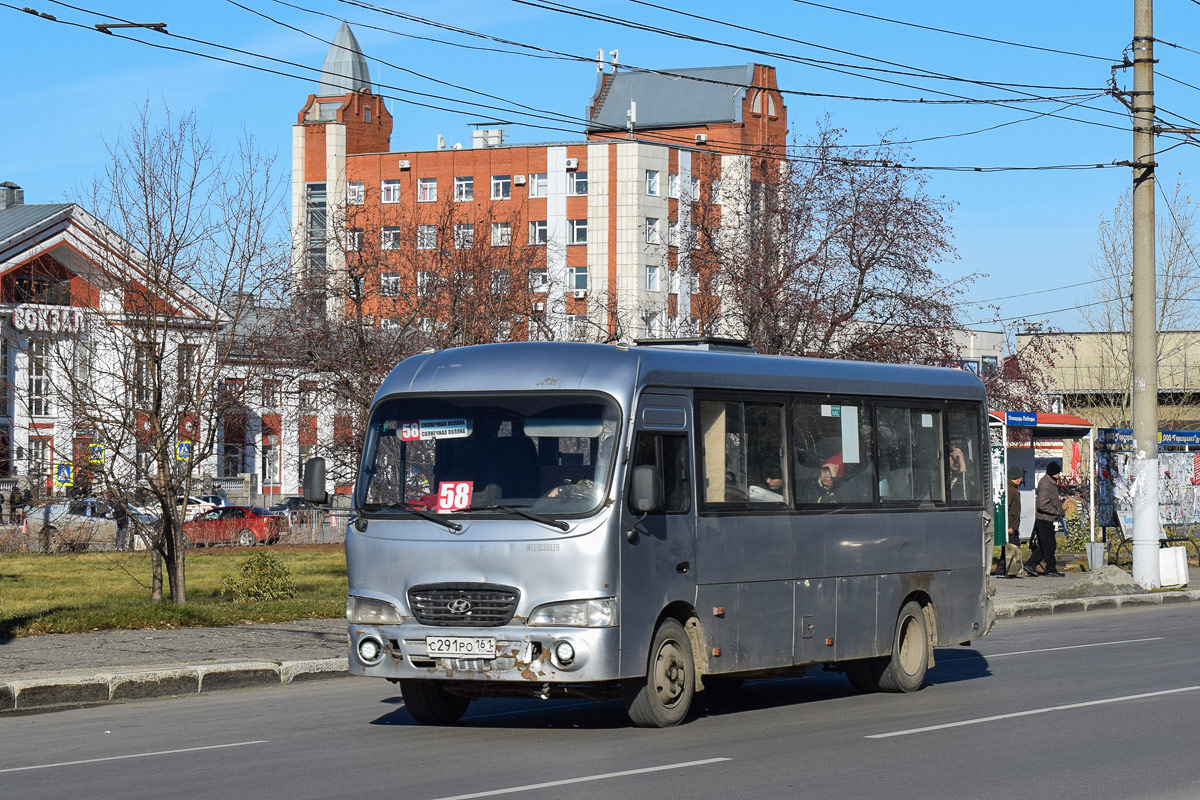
(554, 640, 575, 666)
(357, 635, 384, 665)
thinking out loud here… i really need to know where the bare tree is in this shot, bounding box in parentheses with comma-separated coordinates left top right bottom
(1076, 178, 1200, 426)
(689, 122, 968, 364)
(35, 104, 287, 604)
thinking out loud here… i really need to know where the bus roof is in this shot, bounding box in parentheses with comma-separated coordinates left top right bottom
(375, 342, 986, 405)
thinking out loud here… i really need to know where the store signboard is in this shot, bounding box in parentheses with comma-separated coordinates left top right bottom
(11, 305, 86, 335)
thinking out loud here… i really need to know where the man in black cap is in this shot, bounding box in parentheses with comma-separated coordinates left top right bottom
(1025, 461, 1066, 576)
(996, 463, 1025, 577)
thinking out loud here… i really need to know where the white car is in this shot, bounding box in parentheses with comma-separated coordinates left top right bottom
(176, 495, 216, 521)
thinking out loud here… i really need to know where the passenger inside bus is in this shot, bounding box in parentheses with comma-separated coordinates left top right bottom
(747, 473, 785, 502)
(812, 455, 842, 503)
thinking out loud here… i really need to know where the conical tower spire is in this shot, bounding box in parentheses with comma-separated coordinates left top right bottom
(317, 22, 372, 96)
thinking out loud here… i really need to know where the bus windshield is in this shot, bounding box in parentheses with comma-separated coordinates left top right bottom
(359, 393, 621, 517)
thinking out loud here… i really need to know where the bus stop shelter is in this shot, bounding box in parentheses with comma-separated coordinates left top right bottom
(988, 411, 1096, 549)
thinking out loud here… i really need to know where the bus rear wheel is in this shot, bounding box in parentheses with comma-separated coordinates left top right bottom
(399, 679, 470, 725)
(878, 601, 930, 693)
(624, 618, 695, 727)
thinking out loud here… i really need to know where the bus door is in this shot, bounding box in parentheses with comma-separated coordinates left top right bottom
(618, 391, 697, 677)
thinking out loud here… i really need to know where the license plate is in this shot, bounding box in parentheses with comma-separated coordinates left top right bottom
(425, 636, 496, 659)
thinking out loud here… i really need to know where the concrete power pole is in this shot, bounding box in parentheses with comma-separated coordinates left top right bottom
(1130, 0, 1160, 588)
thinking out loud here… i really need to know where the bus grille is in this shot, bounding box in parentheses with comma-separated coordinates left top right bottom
(408, 583, 520, 627)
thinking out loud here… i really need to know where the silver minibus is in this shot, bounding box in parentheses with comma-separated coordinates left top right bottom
(305, 339, 993, 727)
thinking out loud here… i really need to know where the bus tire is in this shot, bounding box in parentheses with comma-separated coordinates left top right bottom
(399, 679, 470, 725)
(844, 659, 884, 693)
(624, 618, 695, 727)
(877, 600, 930, 693)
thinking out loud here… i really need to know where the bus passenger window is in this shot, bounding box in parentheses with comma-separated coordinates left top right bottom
(698, 399, 785, 505)
(631, 434, 691, 513)
(878, 407, 944, 503)
(947, 405, 982, 504)
(791, 399, 874, 504)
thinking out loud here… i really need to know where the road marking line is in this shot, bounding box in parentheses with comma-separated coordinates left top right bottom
(867, 686, 1200, 739)
(947, 637, 1164, 660)
(0, 740, 270, 774)
(426, 757, 732, 800)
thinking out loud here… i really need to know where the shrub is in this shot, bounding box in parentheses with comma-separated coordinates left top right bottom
(1062, 516, 1090, 552)
(221, 552, 297, 601)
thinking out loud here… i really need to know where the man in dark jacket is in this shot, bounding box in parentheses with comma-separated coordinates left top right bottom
(1025, 461, 1066, 576)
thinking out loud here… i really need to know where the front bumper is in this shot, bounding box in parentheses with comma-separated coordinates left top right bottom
(348, 623, 622, 683)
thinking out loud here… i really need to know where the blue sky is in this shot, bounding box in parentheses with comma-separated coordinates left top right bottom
(4, 0, 1198, 332)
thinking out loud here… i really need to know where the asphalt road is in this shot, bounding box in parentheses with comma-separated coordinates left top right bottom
(3, 605, 1199, 800)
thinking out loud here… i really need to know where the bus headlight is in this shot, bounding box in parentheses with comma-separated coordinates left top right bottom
(528, 598, 617, 627)
(346, 596, 402, 625)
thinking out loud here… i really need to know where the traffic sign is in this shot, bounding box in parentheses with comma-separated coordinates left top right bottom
(175, 441, 193, 461)
(54, 463, 74, 487)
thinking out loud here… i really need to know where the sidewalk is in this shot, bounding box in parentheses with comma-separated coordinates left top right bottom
(3, 563, 1198, 714)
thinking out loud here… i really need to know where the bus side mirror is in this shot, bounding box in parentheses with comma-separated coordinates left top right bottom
(630, 465, 663, 513)
(303, 457, 329, 505)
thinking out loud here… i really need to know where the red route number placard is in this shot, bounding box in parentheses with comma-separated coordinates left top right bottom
(436, 481, 473, 512)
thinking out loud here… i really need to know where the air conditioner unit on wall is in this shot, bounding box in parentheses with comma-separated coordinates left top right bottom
(534, 301, 545, 311)
(572, 289, 587, 299)
(695, 134, 708, 145)
(398, 159, 411, 169)
(514, 174, 527, 185)
(565, 158, 579, 170)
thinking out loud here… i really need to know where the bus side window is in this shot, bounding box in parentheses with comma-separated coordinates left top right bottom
(630, 434, 691, 513)
(698, 400, 784, 505)
(791, 399, 873, 504)
(946, 405, 982, 504)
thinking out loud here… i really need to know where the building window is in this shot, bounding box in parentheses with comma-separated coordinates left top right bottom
(417, 178, 437, 202)
(454, 223, 474, 249)
(491, 221, 512, 247)
(568, 218, 588, 245)
(364, 107, 371, 123)
(646, 169, 660, 196)
(646, 264, 660, 292)
(711, 179, 723, 205)
(645, 217, 661, 244)
(298, 380, 318, 411)
(417, 225, 437, 250)
(417, 271, 435, 297)
(382, 226, 402, 250)
(568, 171, 588, 196)
(569, 314, 590, 340)
(381, 179, 401, 204)
(454, 176, 474, 201)
(491, 269, 511, 294)
(28, 436, 50, 484)
(668, 173, 679, 199)
(347, 227, 363, 251)
(380, 273, 402, 296)
(491, 175, 511, 200)
(494, 319, 511, 342)
(347, 180, 365, 205)
(668, 221, 679, 247)
(417, 317, 434, 335)
(530, 268, 549, 293)
(262, 380, 282, 408)
(176, 342, 198, 392)
(528, 220, 548, 245)
(298, 442, 313, 484)
(380, 318, 402, 330)
(28, 339, 51, 417)
(528, 172, 548, 198)
(0, 339, 9, 410)
(567, 266, 588, 291)
(668, 268, 679, 295)
(305, 182, 326, 275)
(643, 310, 661, 338)
(262, 434, 280, 487)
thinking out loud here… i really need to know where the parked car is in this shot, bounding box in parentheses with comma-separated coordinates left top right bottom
(182, 505, 285, 547)
(176, 495, 216, 521)
(267, 496, 314, 516)
(24, 498, 155, 552)
(197, 494, 228, 508)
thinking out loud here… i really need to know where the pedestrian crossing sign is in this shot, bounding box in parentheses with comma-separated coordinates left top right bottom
(89, 444, 105, 464)
(176, 441, 193, 461)
(54, 463, 74, 487)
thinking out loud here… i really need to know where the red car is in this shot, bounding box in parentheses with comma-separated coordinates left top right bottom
(182, 505, 285, 547)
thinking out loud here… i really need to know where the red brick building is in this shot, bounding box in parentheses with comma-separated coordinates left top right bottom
(292, 24, 787, 341)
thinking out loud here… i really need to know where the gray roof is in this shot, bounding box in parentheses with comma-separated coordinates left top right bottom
(0, 203, 73, 247)
(587, 65, 756, 132)
(317, 22, 372, 97)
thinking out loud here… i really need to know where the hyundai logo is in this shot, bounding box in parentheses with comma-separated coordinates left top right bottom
(448, 598, 472, 615)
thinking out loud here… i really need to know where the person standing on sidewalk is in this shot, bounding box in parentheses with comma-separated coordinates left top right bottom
(997, 464, 1025, 577)
(1025, 461, 1066, 576)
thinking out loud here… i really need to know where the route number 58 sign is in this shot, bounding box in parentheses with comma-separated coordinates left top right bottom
(436, 481, 473, 512)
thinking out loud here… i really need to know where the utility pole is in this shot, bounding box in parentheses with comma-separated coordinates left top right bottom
(1130, 0, 1160, 588)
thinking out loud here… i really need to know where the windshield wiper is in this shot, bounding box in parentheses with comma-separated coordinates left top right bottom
(464, 503, 569, 531)
(369, 501, 463, 532)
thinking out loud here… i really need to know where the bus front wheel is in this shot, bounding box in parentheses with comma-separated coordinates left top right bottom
(399, 679, 470, 725)
(624, 618, 695, 727)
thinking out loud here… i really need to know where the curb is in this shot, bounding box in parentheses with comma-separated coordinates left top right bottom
(0, 657, 349, 714)
(994, 588, 1200, 619)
